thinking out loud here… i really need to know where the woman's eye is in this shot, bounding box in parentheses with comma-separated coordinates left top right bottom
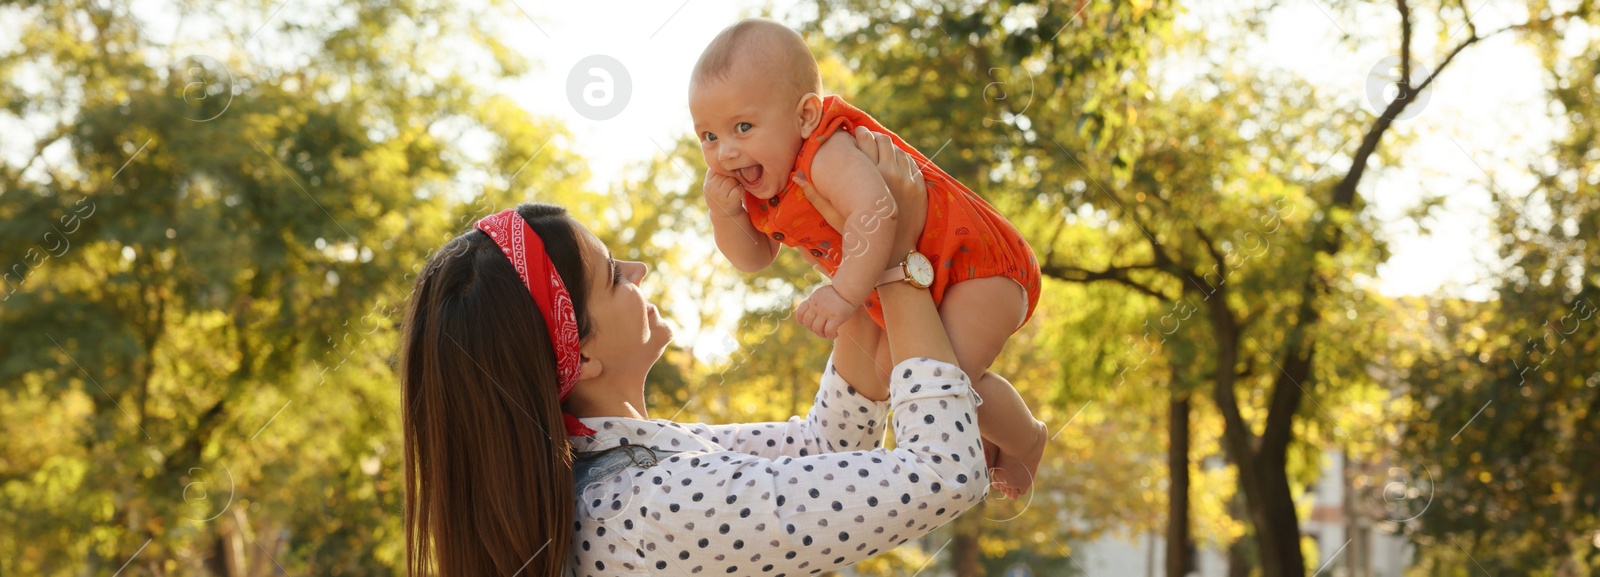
(702, 132, 717, 142)
(736, 122, 752, 133)
(612, 262, 624, 285)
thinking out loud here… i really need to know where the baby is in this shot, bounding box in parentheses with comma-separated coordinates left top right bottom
(690, 18, 1047, 497)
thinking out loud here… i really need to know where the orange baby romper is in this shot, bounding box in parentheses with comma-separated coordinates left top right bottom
(743, 95, 1042, 330)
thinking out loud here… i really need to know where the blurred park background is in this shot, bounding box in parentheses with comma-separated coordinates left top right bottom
(3, 0, 1599, 575)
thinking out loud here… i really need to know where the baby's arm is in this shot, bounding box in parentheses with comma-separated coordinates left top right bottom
(705, 169, 780, 272)
(807, 134, 900, 309)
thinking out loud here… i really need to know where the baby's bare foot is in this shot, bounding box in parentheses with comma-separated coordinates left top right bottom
(988, 420, 1047, 498)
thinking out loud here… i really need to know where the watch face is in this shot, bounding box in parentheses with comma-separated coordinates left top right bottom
(906, 252, 934, 287)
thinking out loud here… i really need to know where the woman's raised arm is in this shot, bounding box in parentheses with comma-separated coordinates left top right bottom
(815, 126, 932, 398)
(675, 351, 892, 457)
(574, 130, 989, 577)
(590, 353, 987, 577)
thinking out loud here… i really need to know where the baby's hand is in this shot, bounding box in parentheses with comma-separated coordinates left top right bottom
(795, 285, 856, 339)
(703, 168, 746, 218)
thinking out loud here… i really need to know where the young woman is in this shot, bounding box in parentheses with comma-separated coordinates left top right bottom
(399, 131, 987, 576)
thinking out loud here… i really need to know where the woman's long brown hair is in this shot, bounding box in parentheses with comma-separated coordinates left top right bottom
(400, 203, 595, 577)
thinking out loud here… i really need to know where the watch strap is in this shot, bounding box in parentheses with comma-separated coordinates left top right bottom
(875, 262, 907, 287)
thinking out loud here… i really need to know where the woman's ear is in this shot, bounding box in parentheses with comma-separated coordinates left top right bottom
(796, 93, 825, 135)
(577, 353, 603, 381)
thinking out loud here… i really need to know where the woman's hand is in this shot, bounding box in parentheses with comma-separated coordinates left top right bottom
(854, 126, 957, 368)
(847, 126, 927, 257)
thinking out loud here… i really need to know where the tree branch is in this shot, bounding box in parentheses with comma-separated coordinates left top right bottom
(1260, 340, 1314, 459)
(1416, 9, 1583, 97)
(1039, 262, 1174, 302)
(16, 125, 73, 178)
(1206, 292, 1256, 457)
(1192, 224, 1227, 273)
(1051, 138, 1176, 263)
(1342, 9, 1574, 213)
(1252, 0, 1585, 474)
(1398, 0, 1413, 90)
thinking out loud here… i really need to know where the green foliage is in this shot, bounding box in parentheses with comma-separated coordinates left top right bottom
(0, 0, 594, 573)
(1396, 13, 1600, 572)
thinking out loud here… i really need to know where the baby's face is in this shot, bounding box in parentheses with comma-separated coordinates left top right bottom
(689, 72, 806, 200)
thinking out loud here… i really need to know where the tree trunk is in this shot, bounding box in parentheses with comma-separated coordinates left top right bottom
(1247, 451, 1306, 577)
(1194, 288, 1305, 577)
(1227, 492, 1254, 577)
(1227, 537, 1252, 577)
(1171, 391, 1196, 575)
(205, 532, 231, 576)
(1216, 375, 1308, 577)
(952, 500, 984, 577)
(1167, 392, 1195, 577)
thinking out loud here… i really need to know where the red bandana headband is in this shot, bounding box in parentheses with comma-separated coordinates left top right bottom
(475, 209, 597, 437)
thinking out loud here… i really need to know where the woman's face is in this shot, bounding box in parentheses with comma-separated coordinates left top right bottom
(572, 221, 672, 380)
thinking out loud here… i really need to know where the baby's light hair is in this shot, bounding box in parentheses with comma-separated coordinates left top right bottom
(692, 18, 823, 104)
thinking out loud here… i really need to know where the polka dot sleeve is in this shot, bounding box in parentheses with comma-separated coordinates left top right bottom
(678, 353, 892, 458)
(568, 357, 986, 576)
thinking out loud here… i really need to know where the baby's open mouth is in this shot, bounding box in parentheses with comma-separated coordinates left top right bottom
(735, 165, 765, 191)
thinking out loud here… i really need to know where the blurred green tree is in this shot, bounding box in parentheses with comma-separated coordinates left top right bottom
(0, 0, 597, 574)
(1397, 10, 1600, 573)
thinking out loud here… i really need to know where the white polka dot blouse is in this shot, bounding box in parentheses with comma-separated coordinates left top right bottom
(564, 356, 989, 576)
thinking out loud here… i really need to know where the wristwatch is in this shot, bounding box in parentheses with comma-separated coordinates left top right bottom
(876, 251, 934, 289)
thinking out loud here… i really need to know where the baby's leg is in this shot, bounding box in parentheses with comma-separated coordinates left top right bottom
(971, 372, 1044, 497)
(937, 277, 1047, 498)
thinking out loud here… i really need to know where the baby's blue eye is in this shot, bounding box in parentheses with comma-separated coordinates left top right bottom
(736, 122, 753, 133)
(703, 132, 717, 142)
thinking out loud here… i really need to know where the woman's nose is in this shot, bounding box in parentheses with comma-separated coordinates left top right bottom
(624, 261, 648, 283)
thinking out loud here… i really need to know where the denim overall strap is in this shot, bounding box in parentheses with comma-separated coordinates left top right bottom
(573, 445, 681, 491)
